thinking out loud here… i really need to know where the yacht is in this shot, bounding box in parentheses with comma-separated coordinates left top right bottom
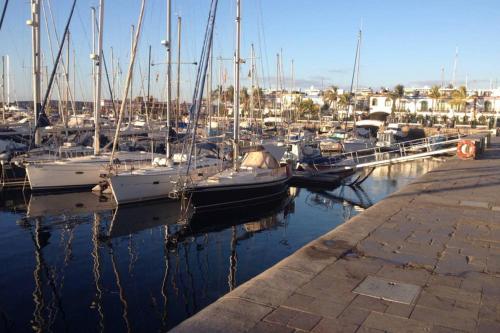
(184, 144, 290, 212)
(108, 146, 224, 205)
(25, 150, 152, 191)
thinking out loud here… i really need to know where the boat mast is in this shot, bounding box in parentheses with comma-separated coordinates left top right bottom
(207, 46, 213, 136)
(129, 25, 134, 128)
(164, 0, 172, 157)
(176, 16, 181, 133)
(250, 43, 255, 128)
(93, 0, 104, 155)
(233, 0, 241, 167)
(353, 27, 362, 128)
(30, 0, 42, 145)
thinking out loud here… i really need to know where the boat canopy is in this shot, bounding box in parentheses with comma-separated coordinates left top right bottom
(241, 150, 280, 169)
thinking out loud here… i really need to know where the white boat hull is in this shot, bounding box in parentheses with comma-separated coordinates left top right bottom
(26, 152, 151, 191)
(109, 163, 223, 205)
(26, 162, 106, 190)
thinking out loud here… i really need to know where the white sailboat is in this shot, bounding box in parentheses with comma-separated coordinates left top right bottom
(184, 0, 291, 213)
(25, 0, 152, 191)
(107, 0, 223, 205)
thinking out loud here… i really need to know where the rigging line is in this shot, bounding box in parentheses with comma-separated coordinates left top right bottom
(75, 2, 92, 51)
(0, 0, 8, 32)
(31, 0, 77, 148)
(184, 0, 218, 176)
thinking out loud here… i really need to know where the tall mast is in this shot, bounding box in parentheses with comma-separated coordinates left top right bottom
(1, 56, 5, 122)
(233, 0, 241, 166)
(5, 55, 9, 108)
(91, 7, 96, 118)
(217, 57, 222, 121)
(353, 27, 362, 127)
(164, 0, 172, 157)
(176, 16, 181, 133)
(250, 43, 255, 126)
(129, 25, 134, 127)
(207, 47, 213, 136)
(94, 0, 104, 155)
(30, 0, 42, 145)
(65, 30, 70, 131)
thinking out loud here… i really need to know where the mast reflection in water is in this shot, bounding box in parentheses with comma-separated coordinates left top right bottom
(0, 159, 442, 332)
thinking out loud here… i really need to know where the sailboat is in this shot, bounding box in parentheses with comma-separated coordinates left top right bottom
(25, 0, 152, 191)
(341, 26, 377, 153)
(185, 144, 290, 212)
(108, 0, 222, 205)
(184, 1, 291, 213)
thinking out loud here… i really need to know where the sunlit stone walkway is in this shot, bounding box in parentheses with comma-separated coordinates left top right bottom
(172, 136, 500, 333)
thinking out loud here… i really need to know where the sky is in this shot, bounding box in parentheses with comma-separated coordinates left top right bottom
(2, 0, 500, 102)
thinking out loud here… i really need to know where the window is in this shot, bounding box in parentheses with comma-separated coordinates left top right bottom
(420, 101, 428, 112)
(484, 101, 492, 112)
(385, 99, 392, 107)
(371, 98, 378, 106)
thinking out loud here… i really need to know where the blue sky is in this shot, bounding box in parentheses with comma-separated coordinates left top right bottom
(2, 0, 500, 102)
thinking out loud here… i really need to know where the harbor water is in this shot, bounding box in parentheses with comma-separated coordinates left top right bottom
(0, 159, 442, 332)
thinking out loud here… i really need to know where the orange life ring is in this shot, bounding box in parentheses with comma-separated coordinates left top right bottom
(457, 140, 476, 160)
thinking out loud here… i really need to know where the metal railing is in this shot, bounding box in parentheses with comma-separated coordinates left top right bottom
(311, 133, 463, 173)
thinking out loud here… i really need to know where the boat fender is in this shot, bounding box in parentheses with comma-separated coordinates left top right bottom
(286, 164, 292, 177)
(457, 140, 476, 160)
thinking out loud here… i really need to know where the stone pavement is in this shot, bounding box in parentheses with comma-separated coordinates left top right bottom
(171, 137, 500, 333)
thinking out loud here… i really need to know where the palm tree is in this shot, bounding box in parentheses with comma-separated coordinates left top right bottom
(428, 85, 441, 113)
(394, 84, 405, 112)
(224, 85, 234, 103)
(450, 86, 467, 112)
(322, 86, 338, 110)
(337, 93, 350, 110)
(240, 87, 250, 117)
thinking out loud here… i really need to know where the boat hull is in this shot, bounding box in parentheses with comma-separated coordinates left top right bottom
(26, 163, 105, 191)
(186, 176, 289, 213)
(109, 164, 222, 205)
(109, 170, 178, 205)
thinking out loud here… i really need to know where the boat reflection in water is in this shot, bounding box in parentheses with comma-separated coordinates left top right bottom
(2, 187, 299, 332)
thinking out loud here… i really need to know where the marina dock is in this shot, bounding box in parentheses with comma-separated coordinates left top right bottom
(171, 137, 500, 333)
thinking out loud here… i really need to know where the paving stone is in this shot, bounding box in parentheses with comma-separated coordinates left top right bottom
(264, 307, 298, 325)
(362, 311, 432, 332)
(311, 317, 358, 333)
(286, 310, 322, 331)
(349, 295, 390, 312)
(385, 302, 414, 318)
(423, 284, 482, 304)
(302, 297, 346, 318)
(283, 293, 316, 310)
(249, 321, 294, 333)
(431, 325, 467, 333)
(477, 319, 500, 333)
(336, 306, 370, 325)
(415, 291, 455, 312)
(427, 274, 462, 289)
(410, 305, 477, 332)
(375, 264, 431, 286)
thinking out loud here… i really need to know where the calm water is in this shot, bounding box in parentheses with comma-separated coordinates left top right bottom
(0, 159, 441, 332)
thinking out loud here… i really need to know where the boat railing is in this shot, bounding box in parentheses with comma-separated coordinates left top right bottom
(311, 132, 463, 172)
